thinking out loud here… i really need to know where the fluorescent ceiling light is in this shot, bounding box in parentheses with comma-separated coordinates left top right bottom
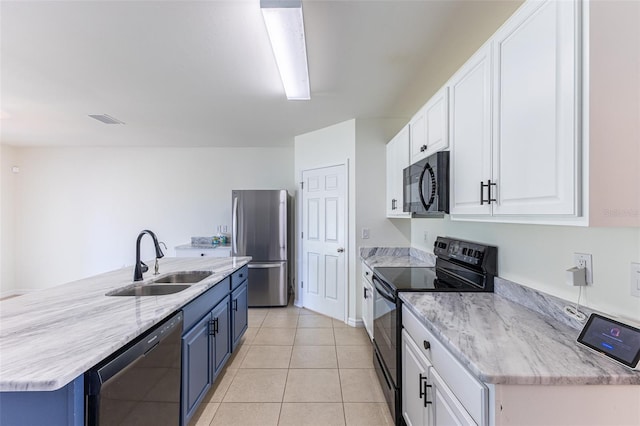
(261, 0, 310, 100)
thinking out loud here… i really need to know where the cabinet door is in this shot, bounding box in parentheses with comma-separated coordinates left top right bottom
(231, 280, 248, 350)
(411, 87, 449, 163)
(431, 368, 476, 426)
(386, 125, 411, 218)
(361, 277, 373, 340)
(492, 0, 579, 216)
(450, 44, 493, 216)
(181, 314, 213, 423)
(424, 87, 449, 157)
(409, 107, 427, 163)
(211, 297, 231, 376)
(402, 330, 432, 426)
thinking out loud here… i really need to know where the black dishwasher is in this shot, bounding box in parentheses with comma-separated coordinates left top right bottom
(85, 312, 183, 426)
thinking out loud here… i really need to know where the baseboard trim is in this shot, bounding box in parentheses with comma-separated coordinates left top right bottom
(348, 317, 364, 328)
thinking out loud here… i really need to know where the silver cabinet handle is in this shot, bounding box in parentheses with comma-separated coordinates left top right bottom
(337, 248, 345, 253)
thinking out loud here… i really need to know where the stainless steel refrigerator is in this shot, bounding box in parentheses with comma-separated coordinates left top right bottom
(231, 190, 290, 307)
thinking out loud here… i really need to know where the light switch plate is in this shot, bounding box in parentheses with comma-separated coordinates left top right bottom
(361, 228, 370, 239)
(631, 262, 640, 297)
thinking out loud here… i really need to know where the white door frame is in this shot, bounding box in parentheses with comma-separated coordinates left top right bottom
(295, 162, 349, 322)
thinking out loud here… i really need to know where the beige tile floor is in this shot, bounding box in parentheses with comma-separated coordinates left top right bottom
(188, 304, 394, 426)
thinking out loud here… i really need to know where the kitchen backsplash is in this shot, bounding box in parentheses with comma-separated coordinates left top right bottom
(362, 246, 598, 331)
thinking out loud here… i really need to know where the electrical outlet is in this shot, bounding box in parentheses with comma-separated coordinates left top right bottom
(631, 262, 640, 297)
(574, 253, 593, 285)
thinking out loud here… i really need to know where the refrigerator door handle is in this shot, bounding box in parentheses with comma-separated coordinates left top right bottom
(232, 195, 238, 254)
(248, 263, 282, 269)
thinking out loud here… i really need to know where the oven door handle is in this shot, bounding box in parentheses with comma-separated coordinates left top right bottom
(372, 276, 396, 303)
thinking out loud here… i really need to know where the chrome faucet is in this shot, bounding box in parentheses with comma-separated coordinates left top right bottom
(134, 230, 165, 281)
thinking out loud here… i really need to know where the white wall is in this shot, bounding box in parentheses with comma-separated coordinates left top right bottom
(355, 119, 411, 316)
(1, 145, 17, 296)
(294, 119, 356, 321)
(294, 119, 412, 324)
(411, 219, 640, 321)
(3, 146, 294, 293)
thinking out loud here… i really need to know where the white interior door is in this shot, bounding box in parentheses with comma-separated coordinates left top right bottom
(301, 164, 346, 320)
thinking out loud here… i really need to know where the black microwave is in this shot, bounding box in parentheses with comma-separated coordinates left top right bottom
(403, 151, 449, 217)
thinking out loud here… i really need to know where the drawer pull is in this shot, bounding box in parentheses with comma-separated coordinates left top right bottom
(419, 374, 432, 406)
(423, 340, 431, 350)
(423, 382, 433, 407)
(419, 373, 427, 398)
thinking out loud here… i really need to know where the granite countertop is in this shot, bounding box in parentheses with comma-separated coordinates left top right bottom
(175, 243, 231, 250)
(360, 247, 435, 268)
(361, 246, 640, 386)
(0, 256, 250, 392)
(400, 292, 640, 386)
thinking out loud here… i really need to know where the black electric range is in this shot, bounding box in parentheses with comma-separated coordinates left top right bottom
(372, 237, 497, 425)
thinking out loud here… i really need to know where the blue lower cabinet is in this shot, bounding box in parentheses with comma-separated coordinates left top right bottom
(181, 271, 248, 425)
(212, 297, 231, 376)
(181, 314, 214, 423)
(231, 280, 248, 351)
(181, 295, 232, 425)
(0, 376, 84, 426)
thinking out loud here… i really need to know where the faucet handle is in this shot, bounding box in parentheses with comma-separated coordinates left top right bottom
(140, 261, 149, 274)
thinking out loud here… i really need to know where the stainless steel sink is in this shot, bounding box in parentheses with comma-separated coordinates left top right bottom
(152, 271, 213, 284)
(109, 284, 191, 297)
(108, 271, 213, 296)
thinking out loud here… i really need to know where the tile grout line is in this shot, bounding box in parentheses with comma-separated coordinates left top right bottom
(277, 315, 296, 425)
(332, 318, 349, 426)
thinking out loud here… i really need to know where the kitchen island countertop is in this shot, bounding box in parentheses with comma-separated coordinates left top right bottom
(0, 256, 250, 392)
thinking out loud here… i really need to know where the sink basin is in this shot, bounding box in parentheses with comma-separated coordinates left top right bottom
(152, 271, 213, 284)
(109, 284, 191, 297)
(107, 271, 213, 297)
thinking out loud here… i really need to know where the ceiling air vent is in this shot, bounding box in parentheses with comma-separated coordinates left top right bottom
(88, 114, 125, 124)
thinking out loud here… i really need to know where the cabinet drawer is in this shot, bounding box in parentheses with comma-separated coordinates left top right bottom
(182, 278, 230, 332)
(402, 305, 487, 425)
(231, 266, 248, 290)
(362, 262, 374, 284)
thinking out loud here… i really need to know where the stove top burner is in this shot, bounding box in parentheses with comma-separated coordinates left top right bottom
(373, 266, 484, 292)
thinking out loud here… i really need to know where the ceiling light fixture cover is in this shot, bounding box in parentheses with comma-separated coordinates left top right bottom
(261, 0, 310, 100)
(88, 114, 125, 124)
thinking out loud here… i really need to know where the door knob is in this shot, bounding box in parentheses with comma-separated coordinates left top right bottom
(337, 248, 345, 253)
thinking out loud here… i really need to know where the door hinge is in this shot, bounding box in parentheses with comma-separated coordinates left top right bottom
(300, 181, 304, 189)
(301, 281, 304, 289)
(301, 231, 304, 239)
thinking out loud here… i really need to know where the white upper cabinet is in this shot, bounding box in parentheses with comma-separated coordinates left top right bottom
(450, 0, 580, 221)
(491, 0, 579, 216)
(410, 87, 449, 164)
(386, 125, 411, 218)
(450, 44, 493, 216)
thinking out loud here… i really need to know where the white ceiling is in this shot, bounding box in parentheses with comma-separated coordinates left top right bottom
(0, 0, 521, 148)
